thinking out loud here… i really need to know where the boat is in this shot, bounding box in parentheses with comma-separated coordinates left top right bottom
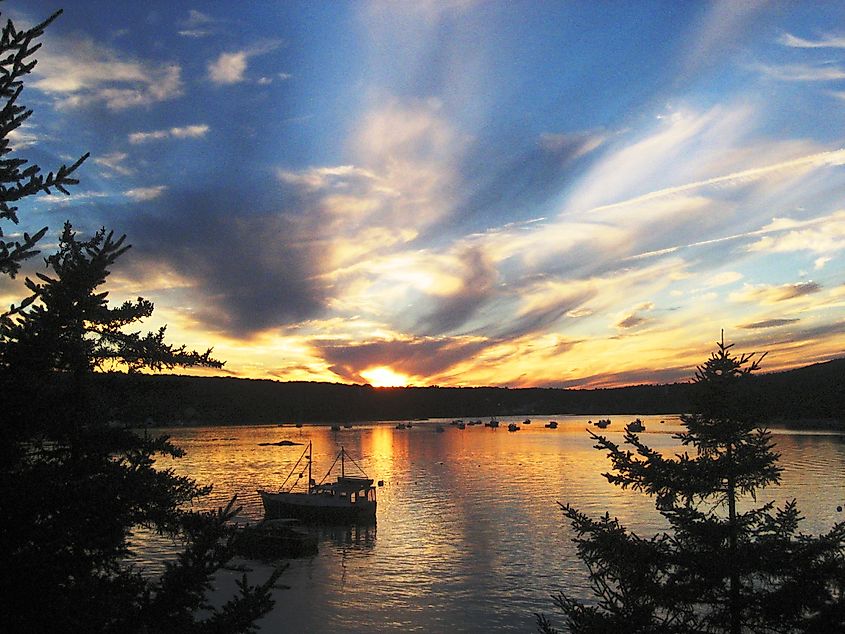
(231, 518, 318, 559)
(545, 421, 558, 429)
(485, 419, 499, 428)
(523, 418, 531, 425)
(395, 422, 407, 429)
(626, 418, 645, 433)
(594, 418, 611, 429)
(330, 424, 341, 431)
(258, 442, 377, 523)
(456, 422, 466, 430)
(295, 423, 303, 428)
(507, 423, 520, 432)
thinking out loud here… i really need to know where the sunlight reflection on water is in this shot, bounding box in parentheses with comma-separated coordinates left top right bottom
(135, 416, 845, 632)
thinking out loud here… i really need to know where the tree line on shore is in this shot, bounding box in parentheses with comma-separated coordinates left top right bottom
(94, 356, 844, 426)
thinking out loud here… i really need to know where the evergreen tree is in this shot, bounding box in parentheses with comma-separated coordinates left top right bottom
(538, 336, 845, 633)
(0, 7, 282, 632)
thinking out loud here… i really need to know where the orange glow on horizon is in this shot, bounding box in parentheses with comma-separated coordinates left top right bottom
(360, 366, 411, 387)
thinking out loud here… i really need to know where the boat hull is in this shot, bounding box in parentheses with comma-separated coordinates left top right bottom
(259, 490, 376, 524)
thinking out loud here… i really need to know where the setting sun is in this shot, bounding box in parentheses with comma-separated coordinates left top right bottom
(360, 366, 410, 387)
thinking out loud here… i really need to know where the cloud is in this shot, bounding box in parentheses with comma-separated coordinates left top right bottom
(314, 335, 491, 384)
(738, 318, 800, 329)
(94, 152, 133, 176)
(538, 131, 607, 159)
(124, 186, 166, 201)
(730, 281, 822, 304)
(32, 37, 182, 110)
(755, 63, 845, 82)
(706, 271, 743, 287)
(129, 124, 210, 144)
(746, 210, 845, 254)
(178, 10, 216, 37)
(120, 184, 328, 337)
(207, 41, 281, 85)
(417, 247, 498, 335)
(616, 302, 655, 330)
(779, 32, 845, 48)
(7, 124, 43, 150)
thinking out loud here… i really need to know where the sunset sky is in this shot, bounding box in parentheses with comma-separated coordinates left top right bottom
(7, 1, 845, 388)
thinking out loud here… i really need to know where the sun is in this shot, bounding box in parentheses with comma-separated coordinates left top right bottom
(360, 366, 410, 387)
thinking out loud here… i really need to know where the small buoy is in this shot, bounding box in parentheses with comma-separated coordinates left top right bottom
(377, 480, 384, 487)
(837, 505, 842, 513)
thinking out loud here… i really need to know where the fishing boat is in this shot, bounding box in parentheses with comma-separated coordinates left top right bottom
(485, 419, 499, 428)
(594, 418, 611, 429)
(545, 421, 558, 429)
(507, 422, 520, 432)
(258, 442, 377, 523)
(626, 418, 645, 433)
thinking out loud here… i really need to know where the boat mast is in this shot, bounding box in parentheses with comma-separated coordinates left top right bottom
(341, 446, 345, 478)
(307, 441, 312, 493)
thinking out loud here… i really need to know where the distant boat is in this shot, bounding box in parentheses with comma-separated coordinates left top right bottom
(406, 422, 413, 428)
(457, 422, 466, 430)
(344, 424, 353, 429)
(523, 418, 531, 425)
(395, 422, 407, 430)
(545, 421, 558, 429)
(507, 423, 520, 432)
(626, 419, 645, 433)
(330, 424, 341, 431)
(258, 441, 377, 523)
(295, 423, 303, 428)
(485, 419, 499, 428)
(594, 419, 611, 429)
(451, 419, 463, 425)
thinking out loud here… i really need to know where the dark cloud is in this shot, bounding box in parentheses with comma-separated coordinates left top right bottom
(315, 337, 491, 383)
(417, 247, 498, 335)
(775, 281, 821, 300)
(617, 313, 646, 329)
(120, 185, 328, 337)
(738, 318, 800, 329)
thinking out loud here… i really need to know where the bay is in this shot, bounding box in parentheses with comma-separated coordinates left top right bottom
(138, 415, 845, 632)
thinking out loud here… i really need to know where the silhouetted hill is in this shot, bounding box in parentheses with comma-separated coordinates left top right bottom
(94, 357, 844, 427)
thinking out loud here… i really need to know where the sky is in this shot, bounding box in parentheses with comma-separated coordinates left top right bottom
(5, 1, 845, 388)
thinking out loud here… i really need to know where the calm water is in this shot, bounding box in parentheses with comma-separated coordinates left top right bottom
(139, 415, 845, 633)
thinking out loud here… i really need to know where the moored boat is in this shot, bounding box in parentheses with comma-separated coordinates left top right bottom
(594, 418, 611, 429)
(507, 422, 520, 432)
(545, 421, 558, 429)
(626, 418, 645, 433)
(485, 419, 499, 428)
(258, 442, 377, 524)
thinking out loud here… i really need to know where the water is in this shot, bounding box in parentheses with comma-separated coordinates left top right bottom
(137, 415, 845, 632)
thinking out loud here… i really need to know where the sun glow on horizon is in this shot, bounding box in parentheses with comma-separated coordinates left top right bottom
(361, 366, 411, 387)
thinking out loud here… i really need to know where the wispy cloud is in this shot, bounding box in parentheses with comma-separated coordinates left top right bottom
(730, 281, 822, 304)
(755, 62, 845, 82)
(32, 37, 182, 109)
(94, 152, 133, 176)
(124, 186, 167, 201)
(129, 124, 210, 144)
(178, 9, 216, 38)
(739, 318, 800, 329)
(207, 41, 281, 85)
(779, 32, 845, 49)
(746, 211, 845, 254)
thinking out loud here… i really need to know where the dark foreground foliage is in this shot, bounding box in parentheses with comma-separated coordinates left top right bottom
(0, 8, 281, 631)
(538, 337, 845, 633)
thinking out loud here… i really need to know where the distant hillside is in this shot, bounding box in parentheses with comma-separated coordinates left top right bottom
(94, 357, 844, 426)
